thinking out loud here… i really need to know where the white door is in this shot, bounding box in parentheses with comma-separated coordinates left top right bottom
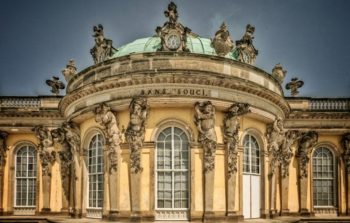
(242, 134, 261, 219)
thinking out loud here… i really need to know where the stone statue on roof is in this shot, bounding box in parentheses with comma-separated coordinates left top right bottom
(211, 22, 234, 57)
(90, 24, 117, 64)
(235, 24, 258, 65)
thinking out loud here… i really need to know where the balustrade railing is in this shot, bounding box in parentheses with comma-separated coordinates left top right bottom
(0, 97, 41, 108)
(309, 99, 349, 111)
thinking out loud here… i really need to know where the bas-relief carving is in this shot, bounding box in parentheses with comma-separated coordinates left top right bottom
(272, 63, 287, 84)
(32, 125, 55, 176)
(266, 117, 287, 174)
(281, 130, 301, 178)
(223, 103, 250, 177)
(94, 103, 121, 173)
(45, 76, 65, 95)
(0, 131, 8, 166)
(125, 97, 148, 174)
(90, 24, 116, 64)
(211, 22, 234, 57)
(342, 133, 350, 173)
(194, 101, 217, 173)
(267, 118, 301, 177)
(156, 2, 191, 52)
(62, 59, 77, 82)
(235, 24, 258, 65)
(296, 131, 318, 179)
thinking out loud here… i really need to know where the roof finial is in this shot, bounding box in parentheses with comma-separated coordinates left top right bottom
(46, 76, 65, 95)
(286, 77, 304, 96)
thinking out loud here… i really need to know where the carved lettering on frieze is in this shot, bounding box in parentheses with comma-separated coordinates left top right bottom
(140, 88, 210, 97)
(194, 101, 217, 173)
(125, 97, 149, 174)
(94, 103, 121, 173)
(224, 103, 250, 177)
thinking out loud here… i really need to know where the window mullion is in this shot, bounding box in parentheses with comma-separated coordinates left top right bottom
(172, 127, 174, 209)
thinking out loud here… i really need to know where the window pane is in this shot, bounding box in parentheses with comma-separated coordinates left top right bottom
(15, 145, 37, 207)
(156, 127, 189, 210)
(88, 134, 104, 208)
(313, 147, 336, 207)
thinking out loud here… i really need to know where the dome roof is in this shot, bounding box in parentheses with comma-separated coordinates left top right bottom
(112, 36, 238, 60)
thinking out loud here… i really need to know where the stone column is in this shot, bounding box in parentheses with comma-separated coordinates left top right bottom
(341, 133, 350, 214)
(223, 102, 249, 221)
(280, 169, 290, 214)
(194, 101, 217, 221)
(125, 97, 148, 221)
(41, 167, 52, 212)
(0, 131, 7, 215)
(268, 169, 277, 217)
(94, 103, 122, 219)
(0, 165, 4, 215)
(296, 131, 318, 216)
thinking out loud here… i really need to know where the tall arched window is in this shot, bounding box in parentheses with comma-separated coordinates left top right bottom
(242, 134, 261, 219)
(312, 147, 336, 207)
(155, 126, 190, 220)
(243, 134, 260, 174)
(15, 144, 37, 208)
(88, 133, 104, 211)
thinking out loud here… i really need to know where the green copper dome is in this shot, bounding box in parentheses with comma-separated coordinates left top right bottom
(112, 36, 238, 60)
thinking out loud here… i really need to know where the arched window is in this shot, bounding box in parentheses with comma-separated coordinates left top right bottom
(242, 134, 261, 219)
(155, 126, 190, 220)
(243, 134, 260, 174)
(88, 133, 104, 210)
(312, 147, 336, 207)
(15, 145, 37, 207)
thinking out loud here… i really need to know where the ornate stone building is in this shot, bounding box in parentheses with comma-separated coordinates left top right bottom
(0, 2, 349, 222)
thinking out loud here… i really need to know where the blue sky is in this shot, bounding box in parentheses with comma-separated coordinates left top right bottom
(0, 0, 349, 97)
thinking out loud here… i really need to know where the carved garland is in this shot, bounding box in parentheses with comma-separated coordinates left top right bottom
(94, 103, 121, 173)
(223, 103, 250, 177)
(125, 97, 148, 174)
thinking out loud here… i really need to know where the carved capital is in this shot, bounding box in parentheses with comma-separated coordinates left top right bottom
(296, 131, 318, 179)
(194, 101, 217, 173)
(94, 103, 121, 173)
(125, 97, 149, 174)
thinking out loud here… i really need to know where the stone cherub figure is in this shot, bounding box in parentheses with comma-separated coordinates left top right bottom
(194, 101, 217, 173)
(90, 24, 116, 64)
(95, 103, 120, 172)
(33, 125, 55, 176)
(296, 131, 318, 178)
(235, 24, 258, 65)
(223, 103, 250, 176)
(211, 22, 234, 57)
(125, 97, 149, 174)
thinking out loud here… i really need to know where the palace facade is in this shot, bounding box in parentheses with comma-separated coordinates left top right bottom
(0, 2, 349, 222)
